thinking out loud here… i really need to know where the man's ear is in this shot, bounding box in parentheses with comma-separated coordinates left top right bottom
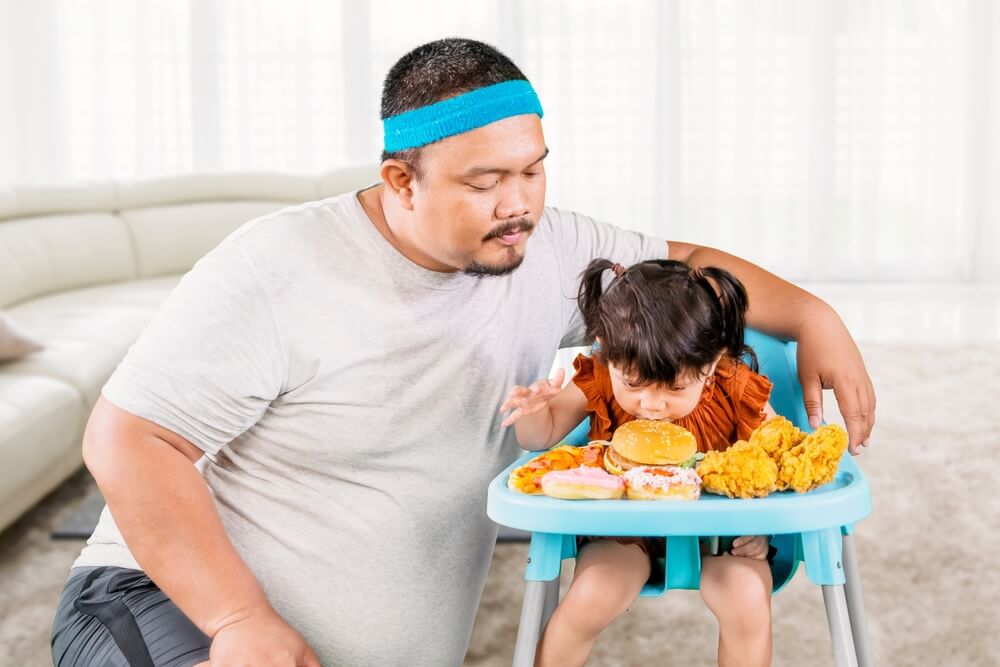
(381, 159, 416, 211)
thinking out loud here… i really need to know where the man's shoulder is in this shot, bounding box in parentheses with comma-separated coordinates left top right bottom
(223, 191, 364, 249)
(534, 206, 599, 255)
(538, 205, 664, 262)
(538, 205, 598, 230)
(537, 206, 635, 243)
(183, 190, 368, 285)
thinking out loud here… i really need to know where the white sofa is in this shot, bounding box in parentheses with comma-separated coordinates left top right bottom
(0, 167, 376, 532)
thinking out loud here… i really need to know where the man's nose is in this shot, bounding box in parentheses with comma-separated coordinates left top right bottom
(496, 180, 530, 219)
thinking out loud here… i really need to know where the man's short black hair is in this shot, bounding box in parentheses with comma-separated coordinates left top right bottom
(379, 38, 528, 174)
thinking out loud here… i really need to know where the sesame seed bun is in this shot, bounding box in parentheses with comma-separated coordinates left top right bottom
(607, 420, 698, 473)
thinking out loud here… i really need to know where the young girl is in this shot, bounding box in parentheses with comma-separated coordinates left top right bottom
(501, 258, 778, 667)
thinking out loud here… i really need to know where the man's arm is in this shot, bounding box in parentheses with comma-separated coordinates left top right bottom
(668, 241, 875, 453)
(83, 397, 319, 666)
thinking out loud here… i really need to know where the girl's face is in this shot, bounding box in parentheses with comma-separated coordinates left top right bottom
(607, 359, 720, 423)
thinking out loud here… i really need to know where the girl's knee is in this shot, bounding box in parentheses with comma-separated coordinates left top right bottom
(559, 564, 644, 632)
(700, 555, 772, 618)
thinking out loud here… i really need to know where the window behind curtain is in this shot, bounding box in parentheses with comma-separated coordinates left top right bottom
(0, 0, 996, 283)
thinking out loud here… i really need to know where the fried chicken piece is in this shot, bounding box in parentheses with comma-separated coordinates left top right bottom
(775, 424, 849, 493)
(697, 441, 778, 499)
(697, 420, 849, 499)
(749, 416, 806, 460)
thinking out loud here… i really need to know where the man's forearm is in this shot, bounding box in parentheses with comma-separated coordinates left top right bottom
(84, 415, 271, 638)
(667, 240, 839, 338)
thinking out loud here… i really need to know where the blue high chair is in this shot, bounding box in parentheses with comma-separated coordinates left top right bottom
(487, 331, 874, 667)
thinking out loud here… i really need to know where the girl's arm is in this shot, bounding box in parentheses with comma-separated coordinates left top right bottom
(763, 401, 778, 420)
(501, 372, 590, 450)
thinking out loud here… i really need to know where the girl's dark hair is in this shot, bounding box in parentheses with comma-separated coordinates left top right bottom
(577, 259, 756, 384)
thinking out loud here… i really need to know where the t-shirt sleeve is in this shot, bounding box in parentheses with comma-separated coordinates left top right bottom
(545, 208, 667, 347)
(101, 244, 285, 457)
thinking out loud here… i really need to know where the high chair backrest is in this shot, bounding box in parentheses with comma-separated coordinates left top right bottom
(742, 329, 810, 430)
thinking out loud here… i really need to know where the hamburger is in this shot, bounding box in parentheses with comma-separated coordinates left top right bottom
(603, 420, 699, 474)
(604, 420, 703, 500)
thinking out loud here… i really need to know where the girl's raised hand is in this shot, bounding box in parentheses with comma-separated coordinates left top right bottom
(500, 368, 566, 427)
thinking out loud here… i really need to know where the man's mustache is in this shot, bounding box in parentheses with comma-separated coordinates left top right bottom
(482, 219, 535, 242)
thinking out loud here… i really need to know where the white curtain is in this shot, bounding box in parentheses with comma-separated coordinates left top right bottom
(1, 0, 997, 283)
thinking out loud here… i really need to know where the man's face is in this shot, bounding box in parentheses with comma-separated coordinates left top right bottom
(407, 114, 547, 276)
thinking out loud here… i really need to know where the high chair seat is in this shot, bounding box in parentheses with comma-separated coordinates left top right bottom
(486, 330, 874, 667)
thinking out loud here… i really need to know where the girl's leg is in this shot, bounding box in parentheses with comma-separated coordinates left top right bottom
(535, 540, 651, 667)
(700, 553, 773, 667)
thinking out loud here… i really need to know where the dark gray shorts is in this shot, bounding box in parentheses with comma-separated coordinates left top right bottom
(51, 566, 211, 667)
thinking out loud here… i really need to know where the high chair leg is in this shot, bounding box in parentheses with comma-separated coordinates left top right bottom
(513, 580, 547, 667)
(822, 585, 859, 667)
(541, 576, 560, 630)
(842, 533, 874, 667)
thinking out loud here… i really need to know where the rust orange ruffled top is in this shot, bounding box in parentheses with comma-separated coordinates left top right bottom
(572, 354, 773, 452)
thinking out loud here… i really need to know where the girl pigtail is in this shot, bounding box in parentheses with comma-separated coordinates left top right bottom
(699, 267, 756, 371)
(577, 258, 618, 344)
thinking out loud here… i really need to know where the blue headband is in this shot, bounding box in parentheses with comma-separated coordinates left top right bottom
(383, 80, 544, 153)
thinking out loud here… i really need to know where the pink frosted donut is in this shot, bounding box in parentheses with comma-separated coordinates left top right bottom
(541, 466, 625, 500)
(623, 465, 702, 501)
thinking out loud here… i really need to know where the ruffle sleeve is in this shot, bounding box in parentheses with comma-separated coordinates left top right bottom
(675, 359, 773, 452)
(571, 354, 616, 441)
(732, 364, 773, 441)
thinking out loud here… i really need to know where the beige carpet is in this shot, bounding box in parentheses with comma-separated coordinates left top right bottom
(2, 343, 999, 666)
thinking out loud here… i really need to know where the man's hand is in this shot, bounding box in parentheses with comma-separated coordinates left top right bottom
(208, 605, 320, 666)
(500, 368, 566, 427)
(730, 536, 770, 560)
(796, 306, 876, 455)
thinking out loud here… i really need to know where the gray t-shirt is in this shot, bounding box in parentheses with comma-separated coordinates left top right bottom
(74, 190, 665, 666)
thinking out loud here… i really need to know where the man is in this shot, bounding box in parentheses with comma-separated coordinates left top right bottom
(51, 38, 874, 666)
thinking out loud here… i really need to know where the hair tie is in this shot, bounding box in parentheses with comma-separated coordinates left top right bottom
(611, 263, 627, 279)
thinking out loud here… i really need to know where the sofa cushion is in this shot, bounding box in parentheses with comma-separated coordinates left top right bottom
(0, 213, 137, 308)
(0, 277, 180, 405)
(0, 312, 43, 361)
(0, 374, 84, 530)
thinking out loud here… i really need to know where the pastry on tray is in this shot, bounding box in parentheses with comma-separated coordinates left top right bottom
(541, 466, 624, 500)
(508, 443, 606, 495)
(622, 465, 701, 500)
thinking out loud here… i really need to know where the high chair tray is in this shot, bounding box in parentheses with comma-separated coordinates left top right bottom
(487, 451, 871, 537)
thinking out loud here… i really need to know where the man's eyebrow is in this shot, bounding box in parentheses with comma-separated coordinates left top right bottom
(461, 148, 550, 178)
